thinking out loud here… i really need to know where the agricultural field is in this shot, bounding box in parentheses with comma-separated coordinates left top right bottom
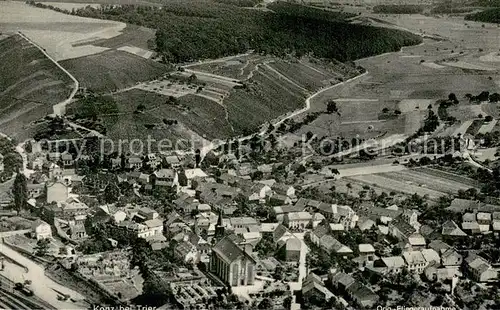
(225, 68, 307, 134)
(0, 34, 73, 140)
(60, 50, 170, 93)
(267, 60, 339, 92)
(91, 90, 235, 151)
(345, 166, 480, 200)
(0, 1, 126, 61)
(294, 12, 500, 144)
(76, 25, 156, 56)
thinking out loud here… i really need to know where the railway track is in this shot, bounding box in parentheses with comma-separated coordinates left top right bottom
(0, 276, 55, 310)
(0, 289, 32, 310)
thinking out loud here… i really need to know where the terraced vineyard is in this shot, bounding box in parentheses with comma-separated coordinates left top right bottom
(225, 68, 307, 134)
(268, 60, 338, 92)
(0, 34, 73, 140)
(60, 50, 170, 93)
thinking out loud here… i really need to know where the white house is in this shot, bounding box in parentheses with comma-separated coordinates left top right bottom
(403, 251, 427, 274)
(31, 219, 52, 240)
(380, 256, 405, 274)
(284, 212, 313, 230)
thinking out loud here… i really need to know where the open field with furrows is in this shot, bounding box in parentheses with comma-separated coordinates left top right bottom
(345, 166, 480, 200)
(94, 90, 234, 151)
(265, 60, 339, 92)
(346, 174, 451, 200)
(0, 1, 126, 61)
(0, 34, 73, 140)
(60, 50, 170, 93)
(225, 67, 307, 134)
(414, 166, 482, 188)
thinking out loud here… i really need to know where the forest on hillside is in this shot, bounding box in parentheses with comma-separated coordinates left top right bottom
(33, 1, 422, 63)
(373, 4, 424, 14)
(465, 8, 500, 23)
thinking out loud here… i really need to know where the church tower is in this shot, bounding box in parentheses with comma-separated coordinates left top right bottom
(215, 207, 225, 241)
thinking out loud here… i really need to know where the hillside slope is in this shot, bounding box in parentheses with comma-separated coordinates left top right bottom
(0, 35, 73, 140)
(67, 1, 422, 63)
(465, 8, 500, 23)
(59, 50, 170, 93)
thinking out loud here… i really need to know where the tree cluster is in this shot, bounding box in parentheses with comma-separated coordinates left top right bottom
(373, 4, 424, 14)
(465, 8, 500, 23)
(59, 1, 421, 63)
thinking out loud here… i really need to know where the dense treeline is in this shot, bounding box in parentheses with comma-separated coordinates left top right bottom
(373, 4, 424, 14)
(473, 0, 500, 7)
(213, 0, 260, 7)
(32, 1, 422, 63)
(431, 5, 473, 14)
(465, 8, 500, 23)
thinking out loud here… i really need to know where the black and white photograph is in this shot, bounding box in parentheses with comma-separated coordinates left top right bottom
(0, 0, 499, 309)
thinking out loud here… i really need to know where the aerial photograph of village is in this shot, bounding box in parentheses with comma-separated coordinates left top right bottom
(0, 0, 499, 308)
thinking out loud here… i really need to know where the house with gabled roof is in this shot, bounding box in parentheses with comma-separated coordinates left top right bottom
(373, 256, 406, 274)
(302, 273, 335, 303)
(389, 216, 416, 242)
(346, 281, 379, 309)
(465, 254, 497, 282)
(310, 220, 331, 246)
(283, 212, 312, 230)
(319, 235, 352, 255)
(441, 220, 467, 237)
(403, 251, 427, 274)
(243, 183, 272, 203)
(209, 235, 256, 287)
(441, 248, 462, 267)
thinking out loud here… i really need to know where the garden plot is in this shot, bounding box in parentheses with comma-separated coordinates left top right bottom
(452, 120, 474, 136)
(478, 119, 498, 134)
(135, 80, 197, 98)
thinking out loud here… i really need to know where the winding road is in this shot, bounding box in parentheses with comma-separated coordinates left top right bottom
(198, 70, 370, 160)
(17, 31, 79, 116)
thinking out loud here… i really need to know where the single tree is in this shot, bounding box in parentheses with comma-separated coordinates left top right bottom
(448, 93, 459, 104)
(103, 182, 120, 204)
(326, 100, 339, 114)
(34, 238, 50, 256)
(13, 172, 28, 211)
